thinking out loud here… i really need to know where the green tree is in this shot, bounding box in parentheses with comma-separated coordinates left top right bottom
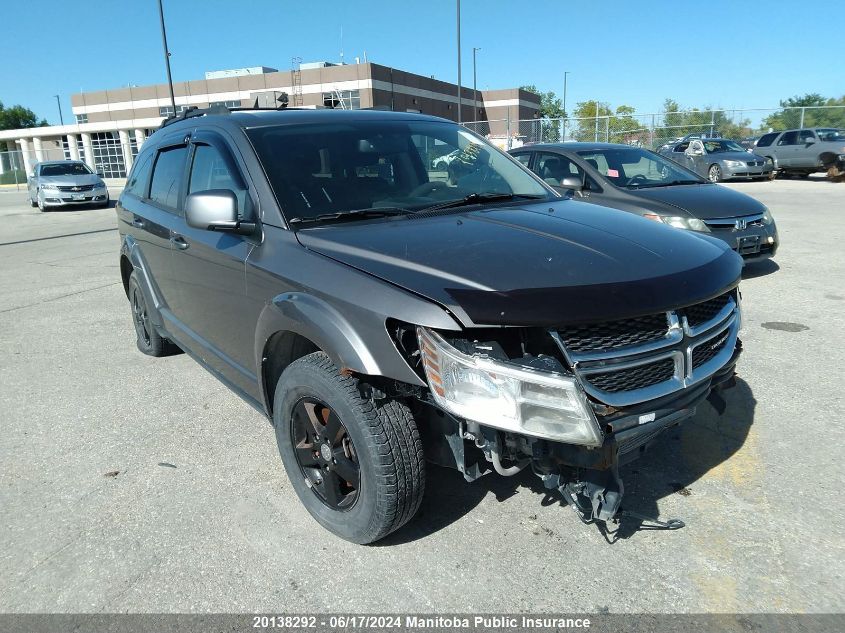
(520, 85, 565, 142)
(571, 100, 612, 141)
(0, 101, 47, 130)
(761, 94, 845, 131)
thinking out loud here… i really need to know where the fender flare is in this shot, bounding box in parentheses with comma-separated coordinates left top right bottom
(254, 292, 383, 381)
(120, 235, 165, 330)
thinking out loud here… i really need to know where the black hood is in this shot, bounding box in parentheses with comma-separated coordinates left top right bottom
(626, 183, 766, 220)
(297, 200, 742, 327)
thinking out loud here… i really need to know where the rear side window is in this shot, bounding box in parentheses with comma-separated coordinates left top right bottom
(756, 132, 778, 147)
(125, 152, 154, 198)
(777, 131, 799, 146)
(511, 152, 532, 167)
(188, 144, 253, 220)
(149, 146, 187, 211)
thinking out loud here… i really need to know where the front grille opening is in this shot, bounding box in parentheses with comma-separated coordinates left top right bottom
(682, 292, 732, 328)
(586, 358, 675, 393)
(557, 313, 669, 354)
(692, 333, 730, 369)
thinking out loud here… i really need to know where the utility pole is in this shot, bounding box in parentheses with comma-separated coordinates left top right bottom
(54, 95, 64, 125)
(563, 71, 570, 118)
(456, 0, 462, 124)
(472, 47, 481, 123)
(157, 0, 177, 114)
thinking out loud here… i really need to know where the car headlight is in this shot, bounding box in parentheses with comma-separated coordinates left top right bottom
(723, 160, 744, 168)
(761, 207, 774, 225)
(416, 327, 603, 446)
(40, 183, 58, 190)
(643, 213, 710, 232)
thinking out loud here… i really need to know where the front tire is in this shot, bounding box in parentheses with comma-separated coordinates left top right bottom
(274, 352, 425, 544)
(708, 164, 722, 183)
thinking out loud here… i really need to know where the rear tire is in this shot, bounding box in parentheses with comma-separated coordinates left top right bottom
(127, 270, 166, 357)
(274, 352, 425, 544)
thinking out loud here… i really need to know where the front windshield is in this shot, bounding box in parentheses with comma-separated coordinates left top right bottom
(576, 147, 704, 189)
(817, 129, 845, 142)
(40, 162, 92, 177)
(247, 120, 551, 222)
(702, 140, 746, 153)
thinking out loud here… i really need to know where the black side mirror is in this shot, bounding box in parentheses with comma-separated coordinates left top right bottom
(185, 189, 255, 235)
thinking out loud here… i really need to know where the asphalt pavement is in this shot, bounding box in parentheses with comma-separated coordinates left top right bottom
(0, 179, 843, 613)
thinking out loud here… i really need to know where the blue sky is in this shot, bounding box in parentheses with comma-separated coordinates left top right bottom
(2, 0, 840, 125)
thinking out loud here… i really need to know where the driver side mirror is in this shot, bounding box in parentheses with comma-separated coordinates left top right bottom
(560, 175, 583, 190)
(804, 137, 816, 145)
(185, 189, 255, 235)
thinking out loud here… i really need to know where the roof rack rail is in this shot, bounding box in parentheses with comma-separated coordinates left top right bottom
(158, 105, 232, 129)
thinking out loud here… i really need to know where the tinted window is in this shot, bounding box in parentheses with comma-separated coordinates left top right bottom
(756, 132, 778, 147)
(777, 131, 799, 146)
(798, 130, 816, 142)
(511, 152, 532, 167)
(674, 142, 689, 152)
(149, 146, 187, 210)
(125, 151, 154, 198)
(535, 152, 581, 184)
(40, 162, 92, 177)
(188, 144, 253, 220)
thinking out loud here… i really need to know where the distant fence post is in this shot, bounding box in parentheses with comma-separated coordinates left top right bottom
(799, 107, 805, 128)
(650, 114, 655, 148)
(605, 116, 609, 142)
(506, 112, 511, 150)
(560, 118, 565, 143)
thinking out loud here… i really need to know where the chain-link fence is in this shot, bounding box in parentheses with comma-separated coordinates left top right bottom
(465, 105, 845, 151)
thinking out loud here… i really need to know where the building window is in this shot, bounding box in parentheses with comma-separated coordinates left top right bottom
(209, 100, 241, 108)
(321, 89, 361, 110)
(75, 113, 88, 124)
(89, 131, 130, 178)
(159, 105, 189, 117)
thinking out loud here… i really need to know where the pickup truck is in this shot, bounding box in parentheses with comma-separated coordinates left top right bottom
(117, 106, 743, 543)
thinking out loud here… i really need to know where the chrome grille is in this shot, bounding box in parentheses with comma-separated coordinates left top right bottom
(551, 290, 739, 407)
(57, 184, 95, 192)
(704, 213, 765, 231)
(557, 313, 669, 354)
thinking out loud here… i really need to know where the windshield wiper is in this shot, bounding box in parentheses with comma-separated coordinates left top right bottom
(288, 207, 410, 225)
(415, 192, 544, 214)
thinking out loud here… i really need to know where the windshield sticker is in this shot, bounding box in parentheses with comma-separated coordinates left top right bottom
(607, 169, 619, 178)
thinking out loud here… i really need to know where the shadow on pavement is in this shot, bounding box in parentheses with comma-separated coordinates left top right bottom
(382, 378, 756, 545)
(742, 259, 779, 279)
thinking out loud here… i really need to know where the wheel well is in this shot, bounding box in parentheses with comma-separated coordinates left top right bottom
(261, 331, 320, 416)
(819, 152, 837, 167)
(120, 255, 133, 298)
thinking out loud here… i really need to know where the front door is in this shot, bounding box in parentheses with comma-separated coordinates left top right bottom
(168, 133, 258, 395)
(774, 131, 800, 167)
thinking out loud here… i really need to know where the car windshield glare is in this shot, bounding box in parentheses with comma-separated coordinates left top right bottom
(246, 120, 551, 223)
(40, 163, 92, 177)
(577, 147, 704, 188)
(703, 140, 746, 153)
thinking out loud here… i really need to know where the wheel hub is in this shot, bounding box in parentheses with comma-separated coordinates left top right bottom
(319, 443, 332, 462)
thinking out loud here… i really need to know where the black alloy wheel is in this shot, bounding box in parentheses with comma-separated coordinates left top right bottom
(291, 398, 360, 511)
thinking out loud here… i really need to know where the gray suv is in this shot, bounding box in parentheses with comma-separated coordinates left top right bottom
(754, 128, 845, 177)
(117, 107, 744, 543)
(27, 160, 109, 210)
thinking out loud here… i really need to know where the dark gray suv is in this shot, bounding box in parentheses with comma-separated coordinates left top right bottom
(118, 107, 744, 543)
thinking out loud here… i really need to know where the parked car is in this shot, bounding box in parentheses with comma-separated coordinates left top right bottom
(740, 136, 760, 150)
(656, 131, 723, 154)
(510, 142, 778, 263)
(753, 128, 845, 177)
(118, 108, 744, 543)
(658, 138, 773, 182)
(431, 148, 462, 170)
(27, 160, 109, 211)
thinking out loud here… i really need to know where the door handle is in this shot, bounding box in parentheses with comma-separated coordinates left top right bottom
(170, 235, 190, 250)
(131, 218, 145, 228)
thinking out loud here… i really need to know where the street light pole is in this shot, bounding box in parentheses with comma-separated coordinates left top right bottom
(54, 95, 64, 125)
(563, 71, 570, 118)
(157, 0, 177, 114)
(456, 0, 462, 124)
(472, 47, 481, 123)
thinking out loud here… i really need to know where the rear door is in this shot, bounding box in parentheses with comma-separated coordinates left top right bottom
(774, 131, 800, 167)
(120, 138, 188, 326)
(167, 129, 258, 395)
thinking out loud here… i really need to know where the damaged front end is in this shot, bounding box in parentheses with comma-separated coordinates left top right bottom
(397, 288, 743, 528)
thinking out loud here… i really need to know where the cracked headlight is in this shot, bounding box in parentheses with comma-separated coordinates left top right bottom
(417, 327, 602, 445)
(643, 213, 710, 232)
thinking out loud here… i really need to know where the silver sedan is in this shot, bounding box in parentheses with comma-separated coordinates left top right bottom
(27, 160, 109, 211)
(658, 138, 773, 182)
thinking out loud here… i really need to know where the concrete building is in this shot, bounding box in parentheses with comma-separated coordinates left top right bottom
(0, 62, 539, 180)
